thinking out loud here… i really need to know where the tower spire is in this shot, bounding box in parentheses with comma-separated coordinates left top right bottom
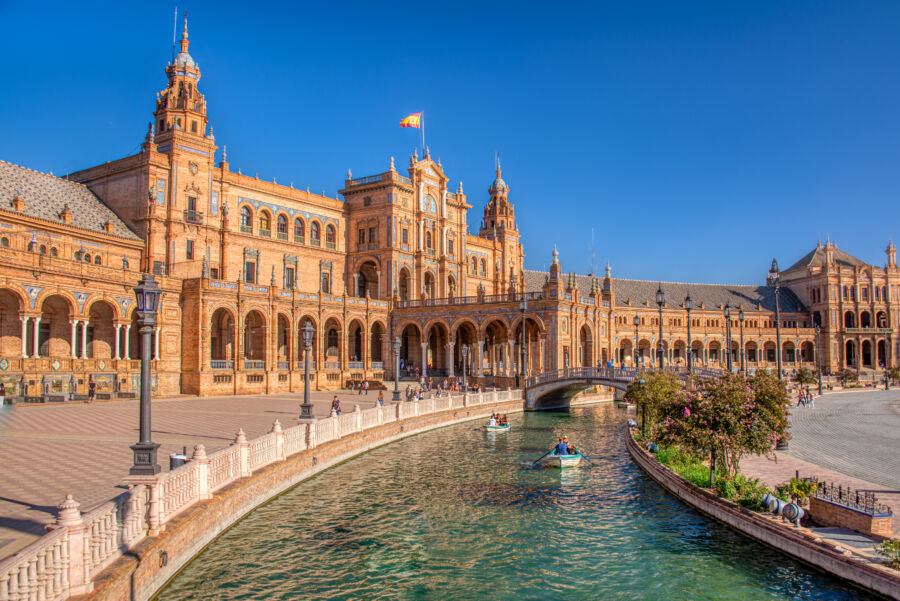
(180, 11, 189, 53)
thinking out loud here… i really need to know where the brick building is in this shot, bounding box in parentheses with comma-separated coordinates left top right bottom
(0, 20, 896, 399)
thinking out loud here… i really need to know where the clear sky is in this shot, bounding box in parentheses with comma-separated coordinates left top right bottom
(1, 1, 898, 284)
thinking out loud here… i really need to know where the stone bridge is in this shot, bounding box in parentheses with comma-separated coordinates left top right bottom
(523, 366, 723, 410)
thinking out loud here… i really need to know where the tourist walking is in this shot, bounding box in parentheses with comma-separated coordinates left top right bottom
(363, 380, 369, 395)
(358, 381, 363, 395)
(331, 395, 341, 415)
(0, 382, 5, 407)
(88, 379, 96, 403)
(378, 391, 384, 406)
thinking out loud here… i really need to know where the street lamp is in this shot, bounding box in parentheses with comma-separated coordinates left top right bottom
(724, 303, 733, 373)
(392, 336, 402, 402)
(767, 258, 783, 381)
(299, 322, 315, 419)
(739, 307, 745, 374)
(130, 273, 161, 476)
(685, 294, 693, 374)
(638, 378, 646, 437)
(461, 344, 469, 394)
(633, 315, 640, 370)
(520, 298, 527, 385)
(656, 285, 665, 369)
(815, 324, 823, 395)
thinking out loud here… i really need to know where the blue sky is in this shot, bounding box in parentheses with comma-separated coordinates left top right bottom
(1, 1, 898, 283)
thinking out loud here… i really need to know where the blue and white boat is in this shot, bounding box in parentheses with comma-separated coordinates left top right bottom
(540, 452, 584, 468)
(484, 423, 511, 432)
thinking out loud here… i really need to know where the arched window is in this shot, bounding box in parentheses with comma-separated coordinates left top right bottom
(39, 245, 47, 255)
(94, 255, 102, 265)
(471, 257, 477, 274)
(240, 206, 253, 231)
(259, 212, 271, 236)
(480, 259, 486, 276)
(0, 237, 7, 248)
(49, 247, 57, 257)
(276, 215, 288, 239)
(325, 224, 336, 248)
(294, 218, 305, 242)
(310, 222, 321, 245)
(425, 231, 432, 249)
(321, 272, 330, 293)
(84, 254, 92, 263)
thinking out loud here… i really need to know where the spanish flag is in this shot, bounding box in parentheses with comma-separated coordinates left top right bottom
(399, 113, 422, 128)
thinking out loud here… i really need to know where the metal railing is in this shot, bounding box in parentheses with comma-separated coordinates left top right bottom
(349, 174, 383, 186)
(815, 482, 893, 516)
(524, 365, 724, 388)
(211, 360, 233, 370)
(183, 209, 204, 224)
(348, 361, 364, 370)
(396, 290, 545, 309)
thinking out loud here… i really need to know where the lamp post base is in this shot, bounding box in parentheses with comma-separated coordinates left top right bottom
(298, 402, 315, 421)
(391, 390, 401, 402)
(129, 441, 161, 476)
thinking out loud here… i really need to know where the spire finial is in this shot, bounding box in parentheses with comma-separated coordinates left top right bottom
(551, 245, 559, 265)
(389, 156, 395, 171)
(182, 11, 189, 40)
(605, 261, 611, 278)
(222, 145, 227, 163)
(495, 151, 502, 177)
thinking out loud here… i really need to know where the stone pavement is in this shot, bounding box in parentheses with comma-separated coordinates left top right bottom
(0, 388, 395, 559)
(741, 389, 900, 538)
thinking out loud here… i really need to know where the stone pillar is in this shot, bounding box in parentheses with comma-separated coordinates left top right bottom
(80, 321, 87, 359)
(20, 316, 28, 358)
(447, 341, 455, 376)
(376, 269, 382, 299)
(476, 340, 484, 376)
(114, 324, 122, 360)
(271, 420, 285, 461)
(420, 341, 428, 377)
(154, 327, 161, 360)
(235, 428, 250, 477)
(540, 337, 546, 373)
(353, 274, 360, 297)
(124, 324, 131, 360)
(192, 445, 211, 499)
(55, 494, 91, 595)
(31, 317, 41, 358)
(70, 319, 79, 359)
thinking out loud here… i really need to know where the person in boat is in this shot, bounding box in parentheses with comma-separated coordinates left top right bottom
(488, 416, 497, 426)
(564, 437, 577, 455)
(553, 437, 569, 455)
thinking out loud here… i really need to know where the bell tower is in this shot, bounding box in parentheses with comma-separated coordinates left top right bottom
(153, 14, 209, 142)
(479, 157, 518, 239)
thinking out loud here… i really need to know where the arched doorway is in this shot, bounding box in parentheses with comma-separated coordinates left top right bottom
(398, 268, 410, 301)
(860, 311, 872, 328)
(370, 322, 384, 365)
(861, 340, 872, 368)
(619, 339, 633, 366)
(87, 300, 117, 359)
(297, 316, 317, 368)
(324, 317, 342, 369)
(423, 272, 435, 299)
(349, 320, 365, 363)
(210, 308, 235, 364)
(276, 314, 291, 368)
(399, 323, 422, 374)
(691, 340, 704, 366)
(453, 320, 477, 376)
(578, 324, 593, 367)
(38, 295, 73, 358)
(483, 320, 509, 376)
(357, 261, 379, 298)
(243, 311, 267, 365)
(426, 322, 449, 375)
(877, 339, 886, 367)
(0, 289, 23, 357)
(844, 311, 856, 328)
(845, 340, 856, 368)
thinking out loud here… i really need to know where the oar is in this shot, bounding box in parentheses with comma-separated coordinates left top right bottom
(532, 449, 554, 467)
(578, 452, 595, 466)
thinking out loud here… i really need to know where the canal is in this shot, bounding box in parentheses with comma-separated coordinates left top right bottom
(157, 404, 874, 600)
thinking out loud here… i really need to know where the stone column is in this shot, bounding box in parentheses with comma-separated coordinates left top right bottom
(114, 324, 122, 360)
(70, 319, 78, 358)
(124, 324, 131, 360)
(20, 316, 28, 358)
(420, 341, 428, 377)
(376, 269, 382, 299)
(353, 274, 360, 297)
(508, 339, 515, 377)
(446, 341, 455, 377)
(540, 337, 546, 373)
(154, 327, 161, 360)
(31, 317, 41, 358)
(476, 340, 484, 376)
(80, 321, 87, 359)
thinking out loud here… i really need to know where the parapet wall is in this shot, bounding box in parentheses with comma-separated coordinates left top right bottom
(625, 430, 900, 600)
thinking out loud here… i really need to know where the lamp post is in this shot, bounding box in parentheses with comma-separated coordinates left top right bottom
(130, 273, 161, 476)
(633, 315, 640, 371)
(392, 336, 402, 402)
(767, 259, 783, 381)
(638, 378, 646, 437)
(461, 344, 469, 394)
(656, 285, 665, 369)
(739, 307, 745, 374)
(815, 324, 823, 395)
(299, 322, 315, 419)
(520, 298, 527, 386)
(724, 303, 733, 373)
(685, 294, 693, 374)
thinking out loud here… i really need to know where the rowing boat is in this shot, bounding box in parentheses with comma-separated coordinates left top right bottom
(484, 423, 510, 432)
(540, 453, 583, 468)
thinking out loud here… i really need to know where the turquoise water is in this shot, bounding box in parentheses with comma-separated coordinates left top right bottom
(157, 405, 874, 600)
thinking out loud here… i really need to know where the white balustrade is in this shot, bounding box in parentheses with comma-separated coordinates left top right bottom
(159, 462, 201, 523)
(282, 424, 308, 456)
(208, 446, 240, 493)
(248, 434, 276, 471)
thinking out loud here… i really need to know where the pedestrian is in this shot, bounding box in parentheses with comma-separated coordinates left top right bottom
(796, 389, 804, 407)
(358, 380, 363, 395)
(331, 395, 341, 415)
(363, 380, 369, 395)
(378, 390, 384, 406)
(88, 379, 96, 403)
(0, 382, 5, 407)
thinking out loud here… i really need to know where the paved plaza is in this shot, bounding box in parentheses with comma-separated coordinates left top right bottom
(0, 388, 392, 558)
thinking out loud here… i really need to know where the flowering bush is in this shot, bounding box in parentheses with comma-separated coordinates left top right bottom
(875, 539, 900, 570)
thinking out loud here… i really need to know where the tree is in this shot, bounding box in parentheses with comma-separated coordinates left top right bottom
(888, 366, 900, 384)
(625, 371, 681, 438)
(656, 371, 789, 478)
(795, 367, 818, 387)
(837, 368, 858, 385)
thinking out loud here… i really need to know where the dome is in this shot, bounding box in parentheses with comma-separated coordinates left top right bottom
(174, 51, 196, 69)
(489, 175, 507, 193)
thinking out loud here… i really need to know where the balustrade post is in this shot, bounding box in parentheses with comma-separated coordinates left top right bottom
(271, 420, 285, 461)
(306, 420, 317, 450)
(376, 402, 383, 425)
(395, 402, 401, 421)
(235, 429, 251, 477)
(354, 405, 362, 432)
(192, 445, 211, 500)
(55, 494, 91, 595)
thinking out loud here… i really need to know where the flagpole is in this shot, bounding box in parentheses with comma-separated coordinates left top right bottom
(421, 112, 425, 155)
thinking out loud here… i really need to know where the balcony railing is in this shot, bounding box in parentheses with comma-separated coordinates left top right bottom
(259, 229, 271, 238)
(396, 290, 545, 309)
(294, 235, 305, 244)
(183, 209, 204, 224)
(276, 232, 288, 241)
(324, 361, 341, 370)
(425, 248, 436, 256)
(326, 241, 335, 249)
(844, 327, 891, 334)
(348, 174, 383, 186)
(296, 360, 317, 370)
(240, 225, 252, 233)
(277, 361, 289, 370)
(243, 360, 266, 370)
(211, 360, 233, 370)
(348, 361, 364, 370)
(371, 361, 384, 370)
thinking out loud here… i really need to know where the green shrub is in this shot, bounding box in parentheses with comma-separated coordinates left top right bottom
(774, 477, 818, 504)
(875, 539, 900, 570)
(655, 445, 710, 488)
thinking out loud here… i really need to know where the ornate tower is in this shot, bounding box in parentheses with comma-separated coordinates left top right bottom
(479, 159, 518, 238)
(887, 240, 897, 269)
(153, 15, 209, 141)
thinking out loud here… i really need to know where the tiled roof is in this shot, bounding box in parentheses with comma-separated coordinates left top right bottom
(0, 160, 140, 241)
(523, 270, 805, 313)
(783, 244, 867, 272)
